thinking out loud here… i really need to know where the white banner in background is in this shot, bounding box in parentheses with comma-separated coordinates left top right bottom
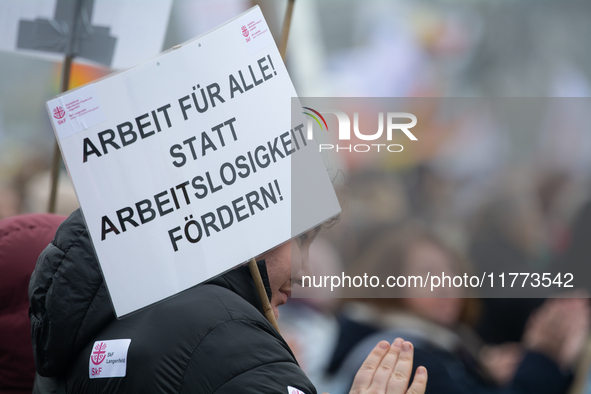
(0, 0, 172, 69)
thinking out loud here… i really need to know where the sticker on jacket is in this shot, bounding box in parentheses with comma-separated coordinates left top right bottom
(89, 339, 131, 379)
(287, 386, 306, 394)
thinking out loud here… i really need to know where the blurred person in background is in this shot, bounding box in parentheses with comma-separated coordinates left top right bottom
(469, 187, 548, 345)
(326, 170, 410, 277)
(467, 167, 587, 348)
(553, 197, 591, 394)
(279, 236, 344, 390)
(326, 224, 589, 394)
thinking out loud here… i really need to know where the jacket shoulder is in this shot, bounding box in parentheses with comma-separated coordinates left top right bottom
(63, 283, 307, 393)
(178, 289, 315, 394)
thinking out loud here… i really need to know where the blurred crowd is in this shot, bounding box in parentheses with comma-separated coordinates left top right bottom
(280, 160, 591, 393)
(1, 0, 591, 393)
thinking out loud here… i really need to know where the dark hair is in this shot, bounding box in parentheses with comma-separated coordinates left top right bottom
(345, 222, 480, 326)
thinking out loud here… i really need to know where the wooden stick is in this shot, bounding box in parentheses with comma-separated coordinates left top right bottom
(248, 258, 281, 333)
(246, 0, 296, 333)
(47, 54, 74, 213)
(278, 0, 295, 61)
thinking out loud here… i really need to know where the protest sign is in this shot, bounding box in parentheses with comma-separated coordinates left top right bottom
(47, 6, 341, 317)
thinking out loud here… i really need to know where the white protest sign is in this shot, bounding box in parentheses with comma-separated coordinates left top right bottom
(0, 0, 172, 69)
(47, 6, 341, 317)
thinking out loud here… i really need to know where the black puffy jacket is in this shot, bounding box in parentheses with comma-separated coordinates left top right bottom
(29, 208, 316, 393)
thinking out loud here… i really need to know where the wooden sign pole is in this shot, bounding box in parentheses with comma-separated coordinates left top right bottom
(248, 258, 281, 333)
(249, 0, 297, 334)
(279, 0, 295, 60)
(47, 54, 74, 213)
(47, 0, 84, 213)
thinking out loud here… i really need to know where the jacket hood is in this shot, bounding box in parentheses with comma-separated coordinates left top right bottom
(29, 208, 272, 377)
(29, 209, 114, 377)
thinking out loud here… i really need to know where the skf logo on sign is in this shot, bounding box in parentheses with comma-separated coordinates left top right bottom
(53, 106, 66, 125)
(90, 342, 107, 377)
(91, 342, 107, 365)
(302, 107, 417, 153)
(89, 339, 131, 379)
(242, 24, 251, 43)
(287, 386, 306, 394)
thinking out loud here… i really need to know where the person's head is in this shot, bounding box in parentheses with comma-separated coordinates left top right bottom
(399, 237, 465, 327)
(350, 224, 478, 327)
(257, 227, 320, 319)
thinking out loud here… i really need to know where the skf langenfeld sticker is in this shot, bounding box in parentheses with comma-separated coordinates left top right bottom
(89, 339, 131, 379)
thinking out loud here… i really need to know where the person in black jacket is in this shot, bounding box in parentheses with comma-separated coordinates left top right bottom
(29, 209, 427, 394)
